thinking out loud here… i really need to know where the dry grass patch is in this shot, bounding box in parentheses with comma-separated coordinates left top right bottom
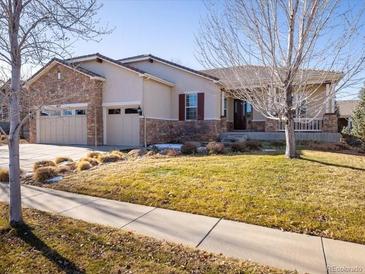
(49, 150, 365, 244)
(86, 151, 101, 158)
(54, 157, 73, 164)
(77, 161, 92, 171)
(33, 160, 56, 172)
(0, 168, 9, 182)
(0, 203, 284, 273)
(79, 157, 99, 167)
(98, 153, 122, 163)
(33, 166, 57, 183)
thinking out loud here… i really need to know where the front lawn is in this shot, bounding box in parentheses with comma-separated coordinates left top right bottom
(0, 203, 283, 273)
(47, 150, 365, 244)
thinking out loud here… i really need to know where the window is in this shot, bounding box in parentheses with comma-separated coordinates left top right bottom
(75, 109, 86, 115)
(108, 108, 121, 115)
(63, 109, 73, 116)
(40, 108, 61, 116)
(185, 93, 197, 120)
(125, 108, 138, 114)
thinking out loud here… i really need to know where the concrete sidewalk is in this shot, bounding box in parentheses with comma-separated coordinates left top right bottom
(0, 183, 364, 274)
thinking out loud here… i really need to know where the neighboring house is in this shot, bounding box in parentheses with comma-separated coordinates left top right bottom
(24, 53, 340, 146)
(337, 100, 360, 131)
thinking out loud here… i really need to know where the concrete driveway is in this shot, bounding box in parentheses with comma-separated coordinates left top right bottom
(0, 144, 128, 172)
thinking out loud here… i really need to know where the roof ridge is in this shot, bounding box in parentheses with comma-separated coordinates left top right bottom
(118, 54, 219, 81)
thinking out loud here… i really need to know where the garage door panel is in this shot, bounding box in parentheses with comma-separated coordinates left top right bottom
(38, 115, 87, 145)
(106, 108, 139, 146)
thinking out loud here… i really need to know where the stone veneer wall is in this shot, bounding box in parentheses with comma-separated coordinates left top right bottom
(27, 64, 104, 145)
(264, 119, 278, 132)
(140, 118, 228, 145)
(249, 121, 265, 131)
(322, 113, 338, 133)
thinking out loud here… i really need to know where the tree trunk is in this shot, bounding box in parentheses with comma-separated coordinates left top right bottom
(8, 64, 23, 225)
(284, 83, 297, 159)
(285, 115, 297, 158)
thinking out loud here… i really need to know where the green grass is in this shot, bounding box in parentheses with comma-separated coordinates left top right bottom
(0, 203, 285, 273)
(48, 150, 365, 244)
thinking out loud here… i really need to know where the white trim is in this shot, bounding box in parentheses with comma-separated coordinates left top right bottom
(60, 103, 88, 109)
(143, 74, 175, 87)
(102, 101, 141, 107)
(121, 56, 218, 82)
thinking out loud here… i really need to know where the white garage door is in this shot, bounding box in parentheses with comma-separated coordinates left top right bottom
(38, 107, 87, 145)
(106, 107, 140, 146)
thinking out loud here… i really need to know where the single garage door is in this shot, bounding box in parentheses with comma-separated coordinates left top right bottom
(38, 107, 87, 145)
(106, 107, 140, 146)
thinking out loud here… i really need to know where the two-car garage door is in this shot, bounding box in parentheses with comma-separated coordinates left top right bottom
(37, 107, 87, 145)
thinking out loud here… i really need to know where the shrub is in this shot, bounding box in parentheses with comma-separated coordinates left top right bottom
(111, 150, 125, 158)
(206, 142, 225, 154)
(231, 141, 247, 152)
(98, 153, 122, 163)
(180, 142, 197, 155)
(0, 168, 9, 182)
(33, 160, 56, 172)
(127, 148, 147, 157)
(86, 152, 101, 159)
(54, 157, 73, 164)
(245, 140, 262, 151)
(77, 160, 92, 171)
(268, 141, 285, 148)
(56, 165, 71, 174)
(80, 157, 100, 167)
(64, 161, 77, 171)
(33, 166, 58, 182)
(160, 149, 179, 157)
(231, 140, 262, 152)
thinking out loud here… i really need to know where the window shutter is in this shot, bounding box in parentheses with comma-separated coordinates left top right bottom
(179, 94, 185, 121)
(198, 92, 204, 120)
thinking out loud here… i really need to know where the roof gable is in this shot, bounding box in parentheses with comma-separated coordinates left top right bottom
(119, 54, 220, 82)
(67, 53, 175, 87)
(26, 58, 105, 87)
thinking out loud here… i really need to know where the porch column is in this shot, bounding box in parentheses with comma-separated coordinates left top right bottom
(326, 83, 335, 113)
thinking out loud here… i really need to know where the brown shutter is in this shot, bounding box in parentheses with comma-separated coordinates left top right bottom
(197, 92, 204, 120)
(179, 94, 185, 121)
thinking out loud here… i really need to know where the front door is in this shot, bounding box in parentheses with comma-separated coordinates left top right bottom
(234, 99, 246, 130)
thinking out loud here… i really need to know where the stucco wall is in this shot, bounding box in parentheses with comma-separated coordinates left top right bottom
(143, 79, 173, 119)
(79, 60, 144, 105)
(125, 60, 222, 120)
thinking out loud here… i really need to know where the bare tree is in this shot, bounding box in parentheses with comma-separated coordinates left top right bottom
(0, 0, 109, 225)
(197, 0, 365, 158)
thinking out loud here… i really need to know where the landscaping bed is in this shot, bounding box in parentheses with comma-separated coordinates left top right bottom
(0, 203, 285, 273)
(41, 149, 365, 245)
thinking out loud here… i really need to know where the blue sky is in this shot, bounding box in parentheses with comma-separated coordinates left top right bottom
(70, 0, 361, 99)
(73, 0, 209, 70)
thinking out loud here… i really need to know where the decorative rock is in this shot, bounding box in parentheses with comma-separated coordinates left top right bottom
(197, 146, 208, 155)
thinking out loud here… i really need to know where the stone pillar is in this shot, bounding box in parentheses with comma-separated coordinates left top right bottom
(265, 119, 278, 131)
(322, 113, 338, 132)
